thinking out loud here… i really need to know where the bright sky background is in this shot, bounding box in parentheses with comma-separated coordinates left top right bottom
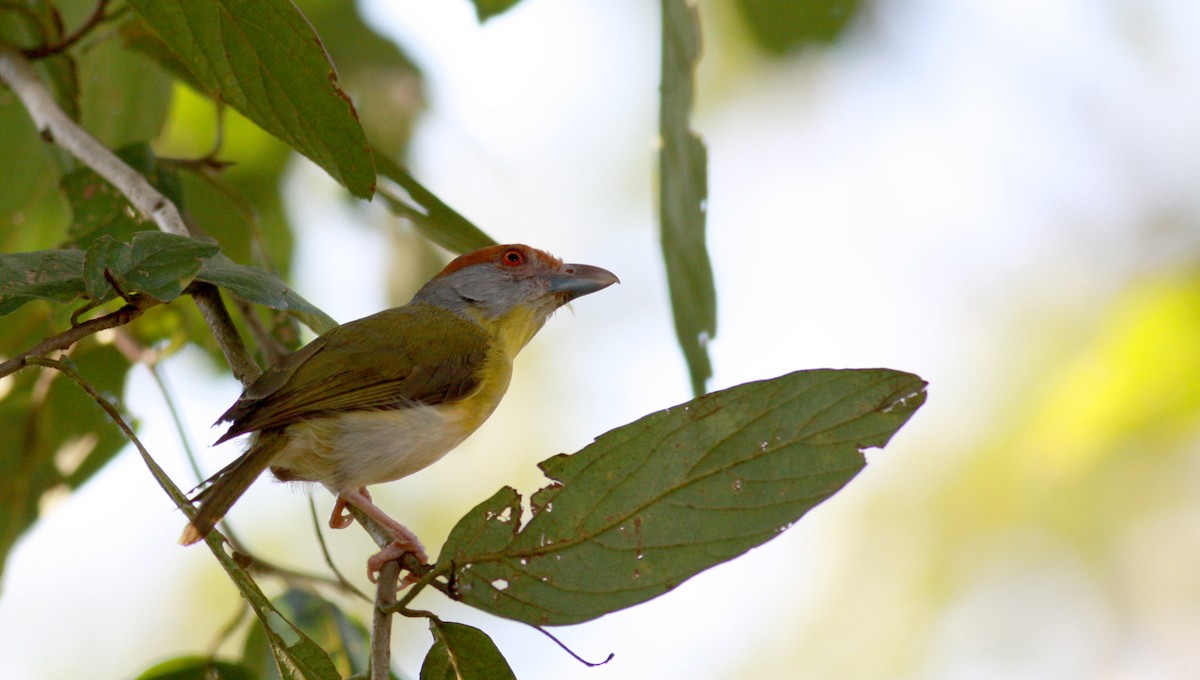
(2, 0, 1199, 678)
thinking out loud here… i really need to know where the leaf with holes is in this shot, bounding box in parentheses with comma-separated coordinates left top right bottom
(438, 368, 927, 626)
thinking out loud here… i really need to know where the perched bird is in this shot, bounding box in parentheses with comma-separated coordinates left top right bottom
(180, 244, 617, 579)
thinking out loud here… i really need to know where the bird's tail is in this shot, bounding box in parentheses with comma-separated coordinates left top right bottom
(179, 431, 285, 545)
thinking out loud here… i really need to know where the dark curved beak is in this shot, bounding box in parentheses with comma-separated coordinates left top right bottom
(548, 263, 620, 301)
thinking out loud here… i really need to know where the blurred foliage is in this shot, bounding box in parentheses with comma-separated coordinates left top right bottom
(0, 338, 130, 583)
(242, 588, 380, 680)
(728, 267, 1200, 678)
(731, 0, 864, 54)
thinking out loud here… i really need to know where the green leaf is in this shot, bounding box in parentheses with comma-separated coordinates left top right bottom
(135, 656, 255, 680)
(375, 156, 495, 255)
(732, 0, 862, 54)
(196, 254, 337, 334)
(124, 0, 376, 198)
(659, 0, 716, 397)
(0, 249, 86, 315)
(83, 231, 220, 304)
(470, 0, 524, 23)
(420, 621, 516, 680)
(242, 588, 373, 680)
(293, 0, 423, 161)
(439, 368, 927, 625)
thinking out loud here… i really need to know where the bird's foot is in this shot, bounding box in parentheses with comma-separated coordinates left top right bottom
(328, 491, 371, 530)
(332, 487, 429, 586)
(367, 537, 429, 585)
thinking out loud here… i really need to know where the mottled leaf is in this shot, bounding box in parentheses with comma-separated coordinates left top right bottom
(420, 621, 516, 680)
(60, 143, 184, 247)
(0, 249, 86, 315)
(125, 0, 375, 198)
(439, 369, 927, 625)
(83, 231, 219, 303)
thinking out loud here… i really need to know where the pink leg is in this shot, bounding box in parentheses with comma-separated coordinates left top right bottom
(333, 487, 428, 583)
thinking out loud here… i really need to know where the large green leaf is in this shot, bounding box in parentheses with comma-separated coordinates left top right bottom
(124, 0, 375, 198)
(659, 0, 716, 397)
(420, 621, 516, 680)
(438, 368, 927, 625)
(293, 0, 423, 161)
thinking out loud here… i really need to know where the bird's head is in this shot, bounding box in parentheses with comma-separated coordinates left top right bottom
(411, 244, 619, 352)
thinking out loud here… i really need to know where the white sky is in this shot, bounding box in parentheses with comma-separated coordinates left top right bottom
(2, 0, 1199, 678)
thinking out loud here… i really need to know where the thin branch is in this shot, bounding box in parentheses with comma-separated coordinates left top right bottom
(189, 283, 261, 385)
(0, 41, 260, 389)
(20, 0, 111, 59)
(309, 498, 370, 601)
(369, 560, 400, 680)
(0, 295, 159, 380)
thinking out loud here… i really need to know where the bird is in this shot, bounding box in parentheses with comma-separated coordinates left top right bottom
(179, 243, 618, 580)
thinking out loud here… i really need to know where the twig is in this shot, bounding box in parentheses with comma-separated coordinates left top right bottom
(20, 0, 111, 59)
(0, 41, 260, 389)
(0, 295, 159, 380)
(309, 499, 370, 601)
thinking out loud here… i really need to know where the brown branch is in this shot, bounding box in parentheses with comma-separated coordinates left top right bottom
(20, 0, 111, 59)
(189, 283, 261, 385)
(369, 560, 400, 680)
(0, 41, 260, 389)
(0, 296, 160, 380)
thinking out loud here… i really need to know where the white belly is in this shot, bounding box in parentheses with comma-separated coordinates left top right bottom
(270, 404, 474, 493)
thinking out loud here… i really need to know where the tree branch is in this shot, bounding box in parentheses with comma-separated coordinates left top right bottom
(369, 560, 400, 680)
(0, 40, 260, 388)
(0, 295, 160, 380)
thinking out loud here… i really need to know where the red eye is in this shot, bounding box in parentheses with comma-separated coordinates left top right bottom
(501, 248, 525, 266)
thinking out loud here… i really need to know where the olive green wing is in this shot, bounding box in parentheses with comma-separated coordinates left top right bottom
(214, 305, 489, 443)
